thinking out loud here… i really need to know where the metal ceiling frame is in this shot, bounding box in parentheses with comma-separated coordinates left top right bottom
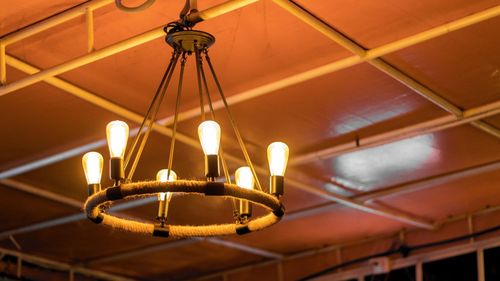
(0, 0, 499, 279)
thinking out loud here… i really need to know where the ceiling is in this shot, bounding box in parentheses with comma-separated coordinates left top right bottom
(0, 0, 499, 280)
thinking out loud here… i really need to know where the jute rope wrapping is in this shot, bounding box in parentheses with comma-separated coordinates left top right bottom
(84, 180, 284, 238)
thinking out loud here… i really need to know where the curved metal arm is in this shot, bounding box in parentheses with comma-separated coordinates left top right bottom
(115, 0, 155, 13)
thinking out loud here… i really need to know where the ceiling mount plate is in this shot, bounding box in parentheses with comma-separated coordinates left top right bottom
(166, 30, 215, 52)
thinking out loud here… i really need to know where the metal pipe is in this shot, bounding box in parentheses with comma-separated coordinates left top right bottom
(0, 246, 135, 281)
(0, 43, 5, 85)
(0, 0, 113, 46)
(3, 55, 431, 229)
(86, 7, 95, 53)
(477, 248, 485, 281)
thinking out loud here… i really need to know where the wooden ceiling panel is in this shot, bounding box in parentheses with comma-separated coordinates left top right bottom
(0, 184, 77, 231)
(375, 167, 500, 220)
(383, 16, 500, 109)
(0, 67, 123, 171)
(294, 0, 500, 48)
(177, 62, 446, 157)
(6, 0, 352, 121)
(91, 240, 265, 280)
(11, 219, 168, 263)
(300, 125, 500, 192)
(222, 207, 403, 254)
(0, 0, 84, 36)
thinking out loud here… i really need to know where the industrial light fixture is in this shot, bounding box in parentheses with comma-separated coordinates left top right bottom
(82, 5, 289, 238)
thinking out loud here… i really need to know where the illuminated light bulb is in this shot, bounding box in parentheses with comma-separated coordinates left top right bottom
(156, 169, 177, 202)
(267, 142, 289, 176)
(106, 120, 129, 158)
(236, 166, 253, 219)
(198, 120, 221, 156)
(82, 152, 103, 185)
(235, 167, 254, 190)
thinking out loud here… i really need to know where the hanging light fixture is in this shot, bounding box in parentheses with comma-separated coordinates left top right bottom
(82, 3, 289, 238)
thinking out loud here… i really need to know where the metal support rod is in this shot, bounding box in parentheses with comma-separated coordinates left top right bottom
(124, 51, 179, 171)
(468, 215, 475, 243)
(86, 7, 95, 53)
(416, 262, 423, 281)
(166, 52, 187, 179)
(126, 51, 181, 180)
(198, 52, 239, 214)
(16, 257, 22, 278)
(477, 248, 485, 281)
(204, 52, 263, 191)
(0, 43, 5, 85)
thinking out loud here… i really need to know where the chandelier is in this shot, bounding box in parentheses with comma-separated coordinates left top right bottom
(81, 12, 289, 238)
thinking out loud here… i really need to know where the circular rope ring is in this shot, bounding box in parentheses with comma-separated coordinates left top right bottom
(84, 180, 285, 238)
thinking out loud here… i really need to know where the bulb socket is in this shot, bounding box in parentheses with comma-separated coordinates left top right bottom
(87, 184, 101, 196)
(205, 154, 220, 179)
(110, 157, 124, 181)
(239, 199, 252, 218)
(270, 175, 285, 197)
(157, 199, 168, 223)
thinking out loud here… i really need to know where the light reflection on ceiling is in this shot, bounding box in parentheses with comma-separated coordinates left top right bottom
(332, 135, 440, 190)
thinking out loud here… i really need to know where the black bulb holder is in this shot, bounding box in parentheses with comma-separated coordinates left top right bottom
(270, 175, 284, 197)
(88, 183, 101, 196)
(110, 157, 125, 182)
(157, 198, 169, 226)
(205, 154, 220, 179)
(238, 199, 252, 222)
